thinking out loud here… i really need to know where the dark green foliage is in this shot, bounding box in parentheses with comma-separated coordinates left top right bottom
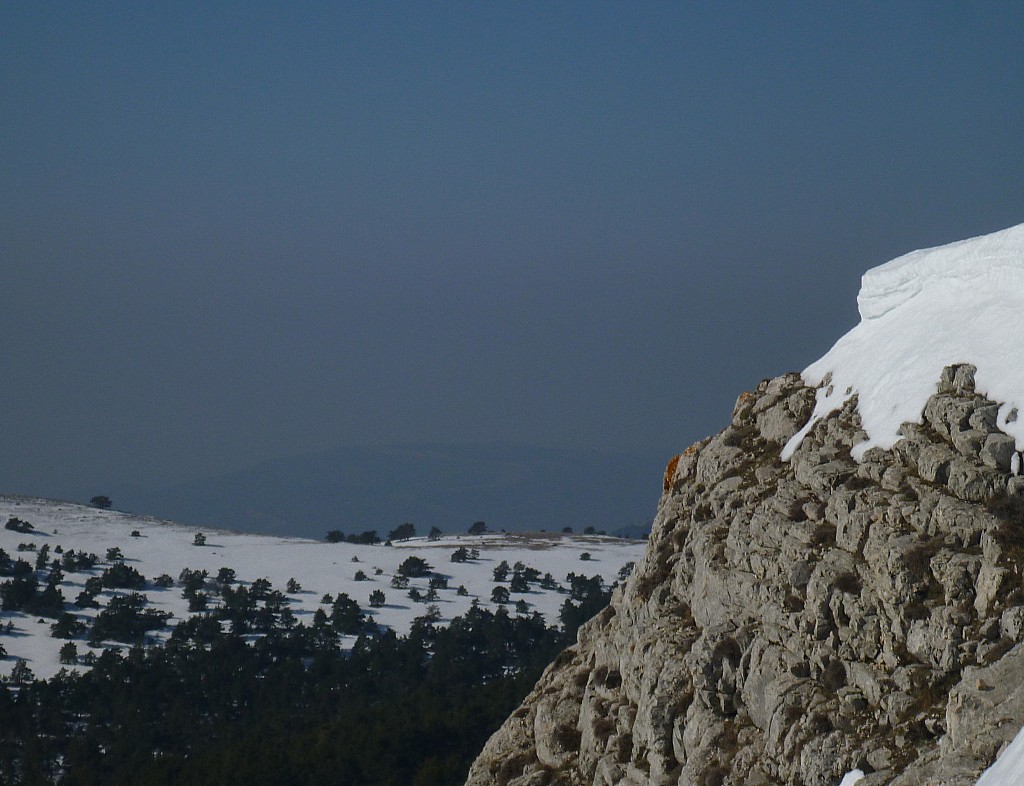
(101, 562, 146, 590)
(0, 562, 615, 786)
(347, 530, 381, 545)
(468, 521, 487, 535)
(193, 532, 207, 546)
(397, 556, 433, 578)
(0, 603, 571, 786)
(11, 559, 33, 578)
(4, 517, 34, 533)
(329, 593, 366, 634)
(89, 496, 112, 509)
(428, 526, 442, 541)
(1, 575, 38, 611)
(8, 659, 33, 684)
(492, 560, 510, 582)
(153, 573, 175, 588)
(559, 573, 609, 635)
(75, 588, 100, 609)
(26, 582, 65, 618)
(450, 547, 469, 563)
(51, 613, 86, 639)
(509, 572, 529, 593)
(490, 585, 510, 604)
(328, 529, 382, 544)
(61, 550, 98, 572)
(105, 546, 124, 562)
(59, 642, 78, 664)
(369, 589, 385, 607)
(178, 568, 208, 596)
(388, 522, 416, 541)
(89, 593, 170, 644)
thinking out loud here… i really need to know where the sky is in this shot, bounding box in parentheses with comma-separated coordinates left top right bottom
(2, 2, 1023, 507)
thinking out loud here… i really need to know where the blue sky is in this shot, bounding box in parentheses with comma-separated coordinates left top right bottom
(2, 2, 1023, 502)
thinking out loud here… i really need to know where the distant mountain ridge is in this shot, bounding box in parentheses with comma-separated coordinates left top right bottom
(117, 442, 662, 539)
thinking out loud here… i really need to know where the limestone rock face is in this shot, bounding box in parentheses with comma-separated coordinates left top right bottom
(465, 366, 1024, 786)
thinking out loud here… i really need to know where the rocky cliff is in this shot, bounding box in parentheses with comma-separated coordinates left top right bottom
(465, 364, 1024, 786)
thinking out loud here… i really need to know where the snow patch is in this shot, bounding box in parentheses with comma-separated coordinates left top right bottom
(837, 770, 864, 786)
(976, 725, 1024, 786)
(784, 222, 1024, 460)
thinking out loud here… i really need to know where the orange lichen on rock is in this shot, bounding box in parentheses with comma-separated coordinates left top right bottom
(733, 389, 756, 419)
(663, 454, 682, 492)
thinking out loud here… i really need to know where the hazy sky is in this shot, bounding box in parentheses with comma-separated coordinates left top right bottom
(2, 3, 1023, 501)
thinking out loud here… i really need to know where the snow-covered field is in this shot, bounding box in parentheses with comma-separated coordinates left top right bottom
(0, 495, 646, 681)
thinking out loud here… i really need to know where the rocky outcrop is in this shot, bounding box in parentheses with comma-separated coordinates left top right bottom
(465, 365, 1024, 786)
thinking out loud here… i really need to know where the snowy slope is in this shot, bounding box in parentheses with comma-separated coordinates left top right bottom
(0, 495, 644, 680)
(784, 222, 1024, 461)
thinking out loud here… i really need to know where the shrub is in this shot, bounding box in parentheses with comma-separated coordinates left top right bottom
(51, 613, 86, 639)
(492, 561, 510, 582)
(101, 563, 146, 590)
(5, 517, 34, 534)
(90, 593, 170, 644)
(387, 523, 416, 542)
(397, 556, 432, 578)
(490, 586, 510, 604)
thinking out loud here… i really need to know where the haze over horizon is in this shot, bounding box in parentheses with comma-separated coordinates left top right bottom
(3, 4, 1023, 525)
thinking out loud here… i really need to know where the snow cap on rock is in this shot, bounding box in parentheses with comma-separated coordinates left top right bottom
(784, 222, 1024, 461)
